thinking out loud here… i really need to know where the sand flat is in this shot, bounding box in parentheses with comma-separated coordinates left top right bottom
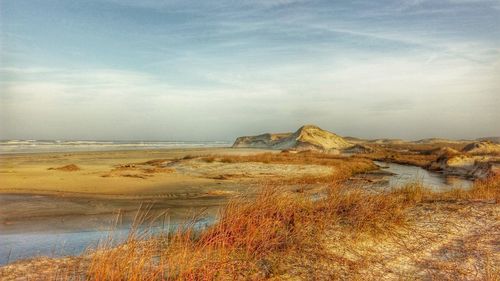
(0, 148, 280, 196)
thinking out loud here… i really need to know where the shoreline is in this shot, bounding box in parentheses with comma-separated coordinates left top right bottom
(0, 146, 231, 156)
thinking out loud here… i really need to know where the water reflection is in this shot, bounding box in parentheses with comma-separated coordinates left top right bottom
(374, 161, 473, 191)
(0, 207, 214, 265)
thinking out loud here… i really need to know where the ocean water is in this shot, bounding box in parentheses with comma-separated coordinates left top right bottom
(0, 140, 231, 154)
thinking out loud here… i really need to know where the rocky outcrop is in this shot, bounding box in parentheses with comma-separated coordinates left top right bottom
(232, 125, 352, 152)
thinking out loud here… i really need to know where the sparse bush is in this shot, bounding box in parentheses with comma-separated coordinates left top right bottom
(391, 182, 429, 204)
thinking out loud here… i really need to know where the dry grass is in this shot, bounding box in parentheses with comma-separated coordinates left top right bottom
(386, 175, 499, 204)
(390, 182, 428, 204)
(71, 180, 424, 280)
(370, 142, 467, 153)
(208, 151, 364, 167)
(438, 175, 500, 202)
(84, 240, 160, 281)
(158, 189, 317, 280)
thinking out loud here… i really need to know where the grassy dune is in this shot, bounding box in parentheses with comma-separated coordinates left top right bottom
(200, 151, 378, 184)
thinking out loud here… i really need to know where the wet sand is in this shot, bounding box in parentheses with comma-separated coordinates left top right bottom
(0, 193, 225, 234)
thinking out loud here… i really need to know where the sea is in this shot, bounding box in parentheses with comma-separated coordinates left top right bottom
(0, 140, 232, 154)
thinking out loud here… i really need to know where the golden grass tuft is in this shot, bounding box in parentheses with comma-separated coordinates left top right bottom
(390, 182, 428, 204)
(438, 174, 500, 202)
(85, 239, 161, 281)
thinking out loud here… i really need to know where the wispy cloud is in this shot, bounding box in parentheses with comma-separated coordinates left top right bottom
(1, 0, 499, 140)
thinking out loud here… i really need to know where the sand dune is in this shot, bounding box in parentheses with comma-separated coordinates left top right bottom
(427, 142, 500, 178)
(462, 141, 500, 155)
(233, 125, 352, 151)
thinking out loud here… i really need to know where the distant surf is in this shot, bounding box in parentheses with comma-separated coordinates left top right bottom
(0, 140, 231, 154)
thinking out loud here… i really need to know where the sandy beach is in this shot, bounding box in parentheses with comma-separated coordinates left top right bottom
(0, 148, 335, 234)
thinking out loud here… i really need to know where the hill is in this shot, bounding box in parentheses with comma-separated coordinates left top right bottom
(232, 125, 352, 151)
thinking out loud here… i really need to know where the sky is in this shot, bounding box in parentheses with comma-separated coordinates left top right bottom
(0, 0, 499, 141)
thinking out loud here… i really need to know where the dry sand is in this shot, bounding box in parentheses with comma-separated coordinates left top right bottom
(279, 200, 499, 280)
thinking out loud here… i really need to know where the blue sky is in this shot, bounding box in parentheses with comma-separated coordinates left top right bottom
(1, 0, 499, 140)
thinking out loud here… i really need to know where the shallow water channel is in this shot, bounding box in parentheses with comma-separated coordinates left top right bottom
(0, 217, 212, 265)
(374, 161, 473, 191)
(0, 162, 474, 265)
